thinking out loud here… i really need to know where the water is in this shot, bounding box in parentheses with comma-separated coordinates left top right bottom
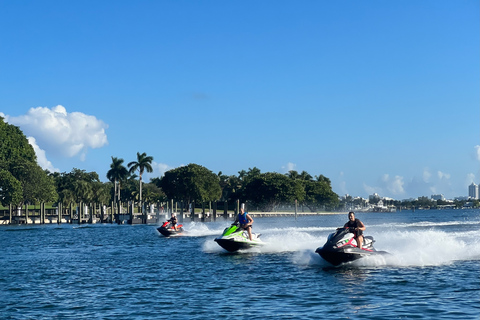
(1, 209, 479, 319)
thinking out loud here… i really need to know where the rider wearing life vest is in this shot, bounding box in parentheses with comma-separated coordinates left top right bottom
(168, 214, 178, 231)
(344, 211, 366, 249)
(237, 207, 254, 241)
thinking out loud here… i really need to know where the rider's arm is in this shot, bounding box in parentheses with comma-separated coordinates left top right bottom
(247, 214, 254, 225)
(358, 220, 365, 231)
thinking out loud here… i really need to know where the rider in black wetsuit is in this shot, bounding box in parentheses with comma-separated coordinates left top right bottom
(344, 211, 366, 249)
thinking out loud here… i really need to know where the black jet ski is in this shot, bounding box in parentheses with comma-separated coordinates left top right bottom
(214, 222, 264, 252)
(157, 221, 184, 237)
(315, 227, 388, 266)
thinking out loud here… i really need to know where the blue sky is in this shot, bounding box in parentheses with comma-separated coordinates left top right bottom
(0, 1, 478, 200)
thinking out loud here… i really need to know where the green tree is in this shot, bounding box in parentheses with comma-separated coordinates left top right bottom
(303, 179, 339, 211)
(128, 152, 154, 211)
(244, 172, 305, 211)
(10, 159, 57, 204)
(106, 156, 129, 203)
(53, 168, 101, 205)
(0, 169, 22, 207)
(142, 183, 167, 204)
(0, 117, 36, 168)
(158, 163, 221, 204)
(0, 117, 57, 206)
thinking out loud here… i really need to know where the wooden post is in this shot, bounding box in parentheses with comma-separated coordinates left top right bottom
(9, 204, 12, 224)
(191, 201, 195, 222)
(58, 202, 62, 224)
(25, 203, 28, 224)
(79, 202, 82, 225)
(209, 202, 212, 221)
(89, 203, 93, 224)
(39, 202, 43, 224)
(236, 199, 240, 216)
(180, 201, 184, 223)
(110, 201, 113, 223)
(295, 199, 298, 221)
(213, 201, 217, 222)
(224, 201, 228, 220)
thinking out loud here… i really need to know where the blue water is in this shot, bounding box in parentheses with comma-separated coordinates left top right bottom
(1, 209, 479, 319)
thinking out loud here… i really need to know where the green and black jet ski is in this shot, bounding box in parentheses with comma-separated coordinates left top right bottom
(214, 222, 263, 252)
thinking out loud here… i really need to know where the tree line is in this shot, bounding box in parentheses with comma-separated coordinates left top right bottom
(0, 117, 339, 212)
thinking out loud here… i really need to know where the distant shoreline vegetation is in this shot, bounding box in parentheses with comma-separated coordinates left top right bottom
(1, 117, 478, 212)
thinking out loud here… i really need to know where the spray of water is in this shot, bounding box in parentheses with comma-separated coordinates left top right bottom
(196, 220, 480, 267)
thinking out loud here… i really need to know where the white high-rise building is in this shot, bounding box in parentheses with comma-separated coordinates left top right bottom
(468, 183, 479, 199)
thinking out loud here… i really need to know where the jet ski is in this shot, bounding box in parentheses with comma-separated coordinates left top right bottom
(315, 227, 388, 266)
(157, 221, 184, 237)
(214, 222, 263, 252)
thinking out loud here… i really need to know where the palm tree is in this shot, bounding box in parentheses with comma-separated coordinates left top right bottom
(106, 156, 128, 203)
(128, 152, 154, 212)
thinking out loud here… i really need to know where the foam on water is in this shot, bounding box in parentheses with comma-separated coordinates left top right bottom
(199, 220, 480, 268)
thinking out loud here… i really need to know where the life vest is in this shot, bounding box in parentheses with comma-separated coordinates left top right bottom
(238, 212, 248, 225)
(345, 219, 363, 236)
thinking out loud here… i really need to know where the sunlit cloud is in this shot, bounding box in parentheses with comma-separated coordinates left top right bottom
(475, 145, 480, 161)
(466, 173, 475, 185)
(144, 162, 183, 181)
(423, 168, 432, 183)
(27, 137, 59, 172)
(437, 171, 450, 180)
(4, 105, 108, 161)
(281, 162, 296, 173)
(383, 174, 405, 195)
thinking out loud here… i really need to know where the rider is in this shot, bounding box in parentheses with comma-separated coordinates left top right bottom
(344, 211, 365, 249)
(237, 207, 254, 241)
(168, 213, 178, 231)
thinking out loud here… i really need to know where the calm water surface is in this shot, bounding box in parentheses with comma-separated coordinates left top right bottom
(1, 209, 479, 319)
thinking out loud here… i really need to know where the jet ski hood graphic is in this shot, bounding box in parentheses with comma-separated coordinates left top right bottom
(316, 227, 389, 266)
(214, 222, 264, 252)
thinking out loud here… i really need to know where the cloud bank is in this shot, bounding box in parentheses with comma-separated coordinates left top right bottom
(2, 105, 108, 170)
(27, 137, 59, 173)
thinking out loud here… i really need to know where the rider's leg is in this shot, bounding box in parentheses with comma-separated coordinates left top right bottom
(357, 235, 364, 249)
(246, 225, 253, 240)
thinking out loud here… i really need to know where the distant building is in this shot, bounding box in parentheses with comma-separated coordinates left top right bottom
(431, 194, 445, 201)
(468, 183, 479, 200)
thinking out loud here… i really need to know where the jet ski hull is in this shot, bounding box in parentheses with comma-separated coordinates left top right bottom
(157, 224, 184, 237)
(214, 223, 263, 252)
(316, 246, 372, 266)
(316, 228, 388, 266)
(214, 238, 263, 252)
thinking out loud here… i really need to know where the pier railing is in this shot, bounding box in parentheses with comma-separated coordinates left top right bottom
(0, 199, 325, 225)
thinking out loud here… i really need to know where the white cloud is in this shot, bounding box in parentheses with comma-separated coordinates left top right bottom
(5, 105, 108, 160)
(437, 171, 450, 180)
(281, 162, 296, 173)
(144, 162, 182, 181)
(380, 174, 405, 196)
(466, 173, 475, 185)
(152, 162, 174, 177)
(423, 168, 432, 183)
(388, 175, 405, 195)
(27, 137, 59, 172)
(363, 183, 379, 195)
(475, 145, 480, 161)
(336, 171, 348, 196)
